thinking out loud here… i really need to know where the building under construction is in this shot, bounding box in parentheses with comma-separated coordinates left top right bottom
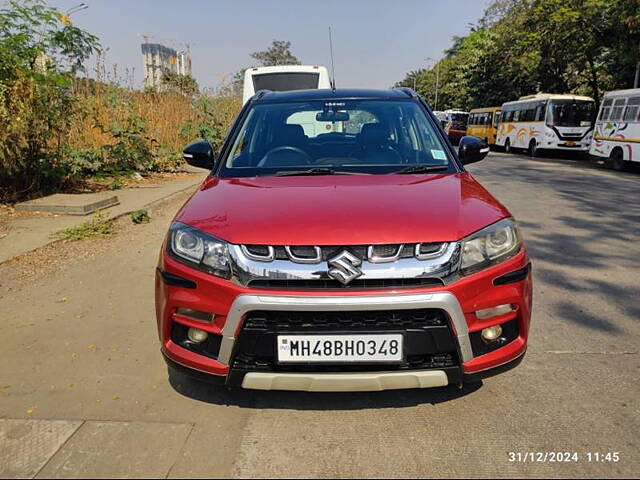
(141, 42, 192, 90)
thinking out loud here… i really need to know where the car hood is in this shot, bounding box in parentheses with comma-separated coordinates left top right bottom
(175, 172, 510, 245)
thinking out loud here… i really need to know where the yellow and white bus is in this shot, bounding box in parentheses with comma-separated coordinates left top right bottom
(467, 106, 501, 145)
(496, 94, 595, 156)
(590, 88, 640, 171)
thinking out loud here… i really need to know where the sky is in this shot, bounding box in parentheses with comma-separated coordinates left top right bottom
(49, 0, 492, 91)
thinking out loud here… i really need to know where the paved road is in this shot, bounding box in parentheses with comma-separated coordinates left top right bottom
(1, 152, 638, 478)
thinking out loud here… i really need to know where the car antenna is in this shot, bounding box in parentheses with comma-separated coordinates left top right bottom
(328, 26, 336, 91)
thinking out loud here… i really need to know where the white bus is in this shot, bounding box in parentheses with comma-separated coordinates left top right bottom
(242, 65, 332, 104)
(496, 94, 596, 156)
(590, 88, 640, 171)
(243, 65, 334, 137)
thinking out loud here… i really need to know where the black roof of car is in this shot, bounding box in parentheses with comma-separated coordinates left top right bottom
(253, 88, 416, 103)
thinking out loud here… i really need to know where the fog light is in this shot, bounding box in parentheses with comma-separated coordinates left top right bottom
(476, 303, 515, 320)
(187, 327, 208, 343)
(481, 325, 503, 343)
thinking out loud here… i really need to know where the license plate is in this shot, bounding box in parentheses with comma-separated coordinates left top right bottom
(277, 334, 403, 363)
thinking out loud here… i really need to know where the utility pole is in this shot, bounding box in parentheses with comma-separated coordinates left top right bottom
(435, 62, 440, 111)
(635, 40, 640, 88)
(426, 57, 440, 110)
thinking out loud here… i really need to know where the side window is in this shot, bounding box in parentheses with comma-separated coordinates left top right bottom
(513, 109, 520, 122)
(610, 98, 626, 121)
(493, 111, 501, 128)
(599, 98, 613, 121)
(623, 97, 640, 122)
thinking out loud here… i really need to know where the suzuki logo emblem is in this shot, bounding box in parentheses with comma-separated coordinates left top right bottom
(327, 250, 362, 285)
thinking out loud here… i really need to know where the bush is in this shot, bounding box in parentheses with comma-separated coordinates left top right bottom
(180, 95, 241, 152)
(0, 1, 240, 204)
(0, 0, 99, 202)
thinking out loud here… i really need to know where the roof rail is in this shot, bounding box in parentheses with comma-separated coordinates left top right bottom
(393, 86, 417, 98)
(252, 89, 272, 101)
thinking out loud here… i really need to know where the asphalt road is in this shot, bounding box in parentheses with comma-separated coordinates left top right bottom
(1, 152, 638, 479)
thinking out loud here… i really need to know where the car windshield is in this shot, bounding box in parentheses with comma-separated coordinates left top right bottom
(218, 99, 455, 177)
(547, 100, 595, 127)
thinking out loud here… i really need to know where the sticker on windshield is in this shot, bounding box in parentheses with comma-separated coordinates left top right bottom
(431, 149, 447, 160)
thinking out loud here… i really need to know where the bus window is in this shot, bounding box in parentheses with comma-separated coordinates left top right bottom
(610, 98, 626, 121)
(493, 111, 501, 128)
(599, 98, 613, 120)
(253, 72, 320, 92)
(623, 97, 640, 122)
(513, 109, 520, 122)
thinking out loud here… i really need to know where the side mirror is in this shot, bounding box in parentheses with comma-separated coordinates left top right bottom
(458, 136, 490, 165)
(183, 141, 214, 169)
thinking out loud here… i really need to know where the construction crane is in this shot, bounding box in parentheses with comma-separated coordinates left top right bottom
(57, 3, 88, 26)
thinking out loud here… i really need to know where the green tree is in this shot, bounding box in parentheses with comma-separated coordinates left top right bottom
(250, 40, 301, 66)
(161, 70, 199, 96)
(395, 0, 640, 110)
(0, 0, 99, 201)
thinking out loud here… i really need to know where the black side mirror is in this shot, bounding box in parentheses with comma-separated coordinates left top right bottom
(183, 141, 214, 169)
(458, 136, 490, 165)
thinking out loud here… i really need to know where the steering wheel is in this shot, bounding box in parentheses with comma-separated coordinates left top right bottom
(258, 146, 312, 167)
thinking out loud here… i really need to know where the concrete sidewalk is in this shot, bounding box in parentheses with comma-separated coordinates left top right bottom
(0, 418, 194, 479)
(0, 173, 206, 264)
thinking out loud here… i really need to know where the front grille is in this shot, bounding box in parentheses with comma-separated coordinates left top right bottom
(230, 309, 460, 373)
(243, 243, 446, 262)
(247, 277, 444, 290)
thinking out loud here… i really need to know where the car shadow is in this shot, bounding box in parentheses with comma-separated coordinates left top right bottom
(167, 368, 483, 410)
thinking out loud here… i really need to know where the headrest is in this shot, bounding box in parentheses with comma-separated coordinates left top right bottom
(274, 124, 306, 146)
(359, 123, 388, 148)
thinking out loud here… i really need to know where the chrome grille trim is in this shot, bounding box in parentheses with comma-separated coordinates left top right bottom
(367, 244, 404, 263)
(241, 245, 275, 262)
(284, 245, 322, 264)
(415, 242, 449, 260)
(228, 242, 461, 288)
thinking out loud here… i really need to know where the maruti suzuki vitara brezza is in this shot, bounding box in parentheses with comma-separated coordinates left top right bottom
(155, 88, 533, 392)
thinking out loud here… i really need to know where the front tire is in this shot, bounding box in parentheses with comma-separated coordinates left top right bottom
(528, 139, 540, 158)
(504, 138, 512, 154)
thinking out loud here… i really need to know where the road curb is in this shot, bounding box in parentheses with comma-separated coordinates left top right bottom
(0, 178, 202, 266)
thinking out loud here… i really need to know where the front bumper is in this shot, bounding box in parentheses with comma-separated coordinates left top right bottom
(156, 248, 532, 391)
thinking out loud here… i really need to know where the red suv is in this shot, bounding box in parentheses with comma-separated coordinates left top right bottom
(155, 88, 532, 392)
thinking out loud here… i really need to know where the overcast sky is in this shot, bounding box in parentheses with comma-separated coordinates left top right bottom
(49, 0, 491, 90)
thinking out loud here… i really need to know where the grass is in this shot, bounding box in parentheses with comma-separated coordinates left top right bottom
(130, 209, 150, 224)
(55, 213, 114, 241)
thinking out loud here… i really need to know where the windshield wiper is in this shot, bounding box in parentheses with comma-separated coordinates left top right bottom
(392, 165, 450, 174)
(275, 168, 360, 177)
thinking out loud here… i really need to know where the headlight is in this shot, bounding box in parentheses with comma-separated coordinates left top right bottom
(460, 218, 522, 275)
(168, 222, 231, 278)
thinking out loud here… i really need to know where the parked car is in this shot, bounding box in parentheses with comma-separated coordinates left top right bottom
(443, 109, 469, 144)
(156, 88, 532, 392)
(590, 88, 640, 171)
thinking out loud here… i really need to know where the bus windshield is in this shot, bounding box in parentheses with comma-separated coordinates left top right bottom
(252, 73, 320, 92)
(547, 100, 595, 127)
